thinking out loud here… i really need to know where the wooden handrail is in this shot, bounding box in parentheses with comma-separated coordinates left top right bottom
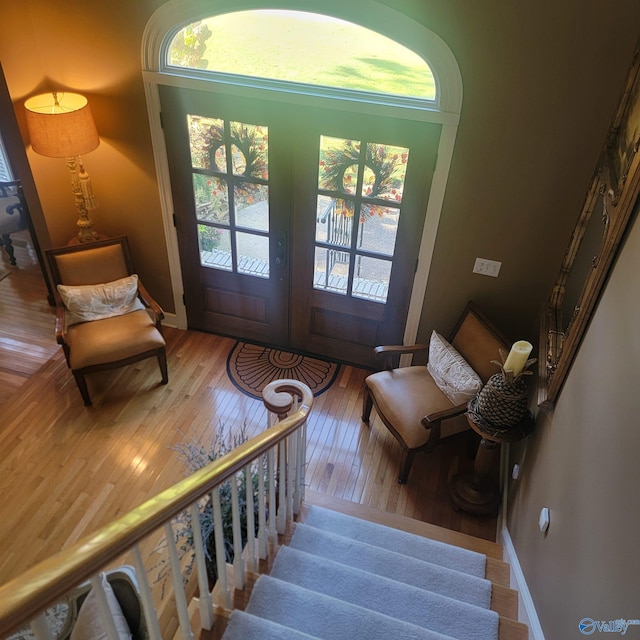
(0, 380, 313, 637)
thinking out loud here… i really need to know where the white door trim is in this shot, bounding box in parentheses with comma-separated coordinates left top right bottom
(142, 0, 463, 339)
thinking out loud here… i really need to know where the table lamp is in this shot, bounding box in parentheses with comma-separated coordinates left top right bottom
(24, 92, 101, 243)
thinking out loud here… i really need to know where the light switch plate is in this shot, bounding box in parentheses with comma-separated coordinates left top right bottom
(538, 507, 550, 533)
(473, 257, 502, 277)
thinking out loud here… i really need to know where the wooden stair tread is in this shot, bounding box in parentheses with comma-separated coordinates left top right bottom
(303, 490, 504, 559)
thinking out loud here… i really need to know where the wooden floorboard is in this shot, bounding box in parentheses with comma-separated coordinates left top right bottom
(0, 243, 499, 591)
(0, 237, 57, 405)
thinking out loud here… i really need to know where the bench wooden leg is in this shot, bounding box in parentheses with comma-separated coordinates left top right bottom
(157, 349, 168, 384)
(73, 371, 92, 406)
(362, 383, 373, 423)
(398, 449, 416, 484)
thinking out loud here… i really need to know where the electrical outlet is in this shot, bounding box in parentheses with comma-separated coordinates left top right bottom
(473, 257, 502, 278)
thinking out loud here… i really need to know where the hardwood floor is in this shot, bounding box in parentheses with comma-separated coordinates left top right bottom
(0, 233, 57, 405)
(0, 247, 498, 588)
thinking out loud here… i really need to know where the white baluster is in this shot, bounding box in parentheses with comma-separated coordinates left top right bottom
(293, 421, 304, 514)
(244, 462, 257, 572)
(277, 439, 287, 535)
(287, 432, 296, 520)
(257, 453, 268, 559)
(291, 392, 303, 514)
(90, 574, 121, 640)
(211, 488, 232, 609)
(132, 544, 163, 640)
(289, 393, 299, 518)
(189, 504, 214, 630)
(30, 613, 53, 640)
(163, 523, 195, 640)
(299, 418, 308, 505)
(230, 474, 245, 590)
(267, 446, 277, 547)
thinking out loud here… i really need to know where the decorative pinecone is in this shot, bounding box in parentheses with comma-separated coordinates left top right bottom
(474, 373, 529, 428)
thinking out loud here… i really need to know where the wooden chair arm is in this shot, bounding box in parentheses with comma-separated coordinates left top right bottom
(374, 343, 430, 370)
(137, 282, 165, 321)
(421, 403, 467, 427)
(419, 403, 468, 452)
(54, 305, 66, 345)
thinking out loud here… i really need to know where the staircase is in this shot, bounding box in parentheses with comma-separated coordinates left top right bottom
(217, 495, 527, 640)
(0, 381, 527, 640)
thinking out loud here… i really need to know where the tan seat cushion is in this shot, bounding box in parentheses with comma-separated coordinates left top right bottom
(66, 309, 166, 370)
(366, 366, 454, 449)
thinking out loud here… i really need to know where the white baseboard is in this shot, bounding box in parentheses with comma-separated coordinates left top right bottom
(500, 526, 545, 640)
(161, 312, 178, 328)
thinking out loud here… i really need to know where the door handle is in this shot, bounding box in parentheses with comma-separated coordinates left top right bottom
(275, 230, 287, 267)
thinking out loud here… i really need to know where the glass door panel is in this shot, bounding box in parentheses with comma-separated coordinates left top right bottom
(188, 115, 270, 277)
(313, 135, 409, 304)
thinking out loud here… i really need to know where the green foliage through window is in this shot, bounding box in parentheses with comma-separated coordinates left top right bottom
(168, 10, 435, 100)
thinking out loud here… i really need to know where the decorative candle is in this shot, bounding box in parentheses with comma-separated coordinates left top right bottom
(503, 340, 533, 376)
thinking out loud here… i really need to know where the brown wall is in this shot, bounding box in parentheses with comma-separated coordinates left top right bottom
(0, 0, 171, 308)
(1, 2, 640, 637)
(1, 0, 639, 329)
(507, 200, 640, 639)
(405, 0, 640, 341)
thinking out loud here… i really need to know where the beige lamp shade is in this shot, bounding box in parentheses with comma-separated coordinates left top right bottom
(24, 92, 100, 158)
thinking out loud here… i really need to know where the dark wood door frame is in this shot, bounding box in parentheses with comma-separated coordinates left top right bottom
(0, 62, 54, 303)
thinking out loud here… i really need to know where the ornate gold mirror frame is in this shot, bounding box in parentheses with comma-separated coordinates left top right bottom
(539, 43, 640, 408)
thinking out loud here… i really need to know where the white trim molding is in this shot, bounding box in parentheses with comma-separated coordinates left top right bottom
(142, 0, 463, 338)
(500, 526, 546, 640)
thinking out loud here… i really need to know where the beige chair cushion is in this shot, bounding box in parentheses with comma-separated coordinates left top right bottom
(67, 310, 166, 370)
(366, 366, 454, 449)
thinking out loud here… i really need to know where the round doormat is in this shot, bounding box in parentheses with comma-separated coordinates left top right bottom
(226, 341, 340, 399)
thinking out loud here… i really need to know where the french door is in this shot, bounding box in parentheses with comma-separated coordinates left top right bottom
(160, 86, 440, 368)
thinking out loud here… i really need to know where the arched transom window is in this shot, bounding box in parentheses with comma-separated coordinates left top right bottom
(165, 10, 436, 102)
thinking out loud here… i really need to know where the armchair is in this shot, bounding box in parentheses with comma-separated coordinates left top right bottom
(46, 236, 168, 406)
(59, 566, 147, 640)
(362, 301, 509, 484)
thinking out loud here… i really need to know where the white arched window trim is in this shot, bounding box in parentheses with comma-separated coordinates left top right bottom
(142, 0, 462, 347)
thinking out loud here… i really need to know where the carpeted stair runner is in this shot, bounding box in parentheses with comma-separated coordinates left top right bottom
(304, 505, 486, 576)
(289, 523, 492, 608)
(271, 545, 498, 640)
(223, 610, 320, 640)
(245, 576, 459, 640)
(221, 505, 499, 640)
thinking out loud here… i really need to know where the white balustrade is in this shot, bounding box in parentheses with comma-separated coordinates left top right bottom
(189, 503, 214, 630)
(164, 522, 195, 640)
(0, 379, 312, 640)
(132, 544, 163, 640)
(244, 462, 257, 573)
(230, 475, 245, 590)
